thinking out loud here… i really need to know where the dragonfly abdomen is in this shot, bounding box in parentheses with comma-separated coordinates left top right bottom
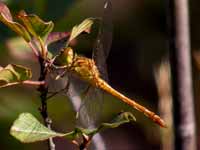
(96, 78, 166, 128)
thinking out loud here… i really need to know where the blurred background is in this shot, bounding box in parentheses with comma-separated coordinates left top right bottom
(0, 0, 199, 149)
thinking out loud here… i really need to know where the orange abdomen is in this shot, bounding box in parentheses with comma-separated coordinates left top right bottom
(96, 78, 166, 128)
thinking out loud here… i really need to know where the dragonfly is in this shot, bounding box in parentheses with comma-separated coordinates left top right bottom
(50, 0, 166, 128)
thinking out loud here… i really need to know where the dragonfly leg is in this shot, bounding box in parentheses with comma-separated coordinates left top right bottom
(55, 70, 67, 80)
(47, 77, 70, 100)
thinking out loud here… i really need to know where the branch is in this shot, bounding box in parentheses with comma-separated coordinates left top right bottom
(0, 80, 45, 88)
(22, 80, 45, 86)
(37, 56, 55, 150)
(27, 41, 40, 57)
(166, 0, 197, 149)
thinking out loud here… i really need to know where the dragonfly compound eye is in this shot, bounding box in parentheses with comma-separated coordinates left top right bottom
(63, 47, 74, 66)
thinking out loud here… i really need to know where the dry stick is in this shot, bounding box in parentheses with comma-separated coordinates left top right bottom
(155, 61, 174, 150)
(166, 0, 197, 149)
(37, 56, 55, 150)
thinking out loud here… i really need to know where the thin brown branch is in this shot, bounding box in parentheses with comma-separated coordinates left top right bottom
(37, 56, 55, 150)
(22, 80, 45, 86)
(0, 80, 45, 88)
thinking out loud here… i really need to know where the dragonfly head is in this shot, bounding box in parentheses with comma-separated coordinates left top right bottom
(54, 47, 74, 66)
(63, 47, 74, 66)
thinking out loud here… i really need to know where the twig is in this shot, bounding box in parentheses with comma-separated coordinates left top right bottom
(0, 80, 45, 88)
(155, 61, 174, 150)
(79, 134, 92, 150)
(22, 80, 45, 86)
(37, 56, 55, 150)
(166, 0, 197, 149)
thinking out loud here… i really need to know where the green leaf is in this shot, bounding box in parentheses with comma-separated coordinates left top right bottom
(67, 18, 94, 45)
(100, 111, 136, 128)
(17, 10, 54, 41)
(0, 2, 31, 41)
(10, 112, 135, 144)
(66, 112, 136, 139)
(79, 112, 136, 136)
(0, 64, 32, 88)
(6, 64, 32, 81)
(10, 113, 66, 143)
(46, 32, 70, 46)
(60, 112, 135, 149)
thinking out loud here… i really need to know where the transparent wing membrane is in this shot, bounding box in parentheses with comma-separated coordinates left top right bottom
(93, 0, 112, 59)
(47, 69, 69, 94)
(66, 75, 90, 98)
(74, 1, 112, 128)
(101, 0, 113, 59)
(47, 0, 113, 129)
(76, 87, 104, 128)
(92, 0, 112, 82)
(47, 68, 89, 98)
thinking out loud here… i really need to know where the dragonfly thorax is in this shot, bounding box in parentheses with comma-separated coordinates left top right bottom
(69, 56, 100, 86)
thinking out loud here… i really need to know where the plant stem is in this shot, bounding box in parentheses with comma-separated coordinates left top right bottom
(22, 80, 45, 86)
(166, 0, 197, 149)
(0, 80, 45, 88)
(38, 37, 47, 58)
(37, 56, 55, 150)
(27, 41, 40, 57)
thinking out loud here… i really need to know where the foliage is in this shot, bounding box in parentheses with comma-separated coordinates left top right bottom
(10, 112, 135, 146)
(0, 64, 31, 88)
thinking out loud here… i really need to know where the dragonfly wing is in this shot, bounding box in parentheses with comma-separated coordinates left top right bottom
(76, 87, 104, 128)
(99, 0, 113, 59)
(62, 74, 104, 129)
(92, 0, 112, 82)
(65, 74, 90, 97)
(46, 68, 69, 94)
(47, 68, 89, 99)
(47, 69, 102, 128)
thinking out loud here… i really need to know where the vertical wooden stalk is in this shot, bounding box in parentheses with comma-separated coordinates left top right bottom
(37, 56, 55, 150)
(166, 0, 197, 149)
(155, 61, 174, 150)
